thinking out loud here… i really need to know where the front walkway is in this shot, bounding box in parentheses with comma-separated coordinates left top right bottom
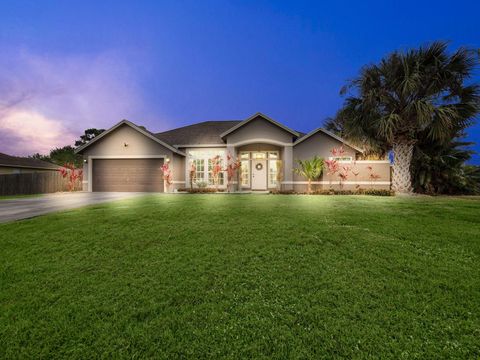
(0, 192, 144, 223)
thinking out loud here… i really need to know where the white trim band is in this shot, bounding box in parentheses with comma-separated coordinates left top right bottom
(281, 181, 391, 185)
(228, 138, 293, 147)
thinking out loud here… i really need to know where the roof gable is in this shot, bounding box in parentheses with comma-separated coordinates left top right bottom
(293, 127, 364, 153)
(75, 120, 185, 155)
(0, 153, 60, 170)
(155, 121, 240, 146)
(220, 113, 299, 139)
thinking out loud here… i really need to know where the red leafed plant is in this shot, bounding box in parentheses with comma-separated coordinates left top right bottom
(189, 162, 197, 190)
(59, 162, 82, 191)
(331, 145, 346, 158)
(210, 155, 223, 189)
(338, 165, 351, 189)
(160, 161, 173, 191)
(225, 153, 241, 192)
(367, 165, 381, 185)
(351, 161, 360, 189)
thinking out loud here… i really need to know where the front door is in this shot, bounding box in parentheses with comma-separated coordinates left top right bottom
(251, 159, 267, 190)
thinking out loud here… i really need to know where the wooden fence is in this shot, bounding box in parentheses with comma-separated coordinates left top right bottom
(0, 171, 82, 196)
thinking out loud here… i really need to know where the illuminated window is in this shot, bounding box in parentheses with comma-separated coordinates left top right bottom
(252, 152, 267, 159)
(241, 160, 250, 187)
(329, 156, 353, 162)
(188, 149, 226, 187)
(208, 157, 224, 185)
(192, 159, 205, 181)
(268, 152, 278, 159)
(268, 160, 279, 187)
(240, 152, 250, 160)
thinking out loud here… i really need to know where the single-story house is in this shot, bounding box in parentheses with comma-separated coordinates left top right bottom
(75, 112, 391, 192)
(0, 153, 61, 174)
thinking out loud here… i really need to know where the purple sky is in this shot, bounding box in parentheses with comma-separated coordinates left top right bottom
(1, 1, 479, 163)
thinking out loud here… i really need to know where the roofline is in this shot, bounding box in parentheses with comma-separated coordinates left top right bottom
(74, 120, 186, 156)
(293, 127, 364, 153)
(220, 112, 300, 138)
(0, 163, 60, 170)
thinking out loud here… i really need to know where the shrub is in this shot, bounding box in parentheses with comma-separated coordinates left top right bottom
(356, 188, 395, 196)
(187, 188, 226, 193)
(269, 189, 295, 195)
(196, 181, 208, 188)
(271, 188, 395, 196)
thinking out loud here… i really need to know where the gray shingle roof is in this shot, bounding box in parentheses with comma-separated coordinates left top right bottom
(0, 153, 61, 170)
(155, 121, 241, 146)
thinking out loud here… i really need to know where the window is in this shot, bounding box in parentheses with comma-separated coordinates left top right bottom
(240, 160, 250, 187)
(329, 156, 353, 162)
(208, 157, 224, 185)
(188, 149, 226, 187)
(252, 152, 267, 159)
(268, 160, 279, 187)
(192, 159, 205, 181)
(268, 152, 278, 159)
(240, 152, 250, 160)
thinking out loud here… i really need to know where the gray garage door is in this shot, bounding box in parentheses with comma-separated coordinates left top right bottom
(92, 158, 164, 192)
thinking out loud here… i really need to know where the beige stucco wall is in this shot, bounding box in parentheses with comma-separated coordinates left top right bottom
(289, 131, 390, 191)
(82, 124, 175, 158)
(225, 116, 295, 145)
(291, 161, 391, 192)
(236, 143, 281, 152)
(292, 131, 357, 180)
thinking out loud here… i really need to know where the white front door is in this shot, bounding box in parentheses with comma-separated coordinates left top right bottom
(251, 159, 267, 190)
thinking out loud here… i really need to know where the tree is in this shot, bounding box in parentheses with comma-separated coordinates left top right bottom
(336, 42, 480, 193)
(49, 146, 82, 168)
(412, 130, 479, 194)
(75, 128, 105, 147)
(293, 156, 324, 194)
(29, 153, 51, 162)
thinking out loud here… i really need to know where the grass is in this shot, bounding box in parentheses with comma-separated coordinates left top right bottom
(0, 194, 43, 201)
(0, 194, 479, 359)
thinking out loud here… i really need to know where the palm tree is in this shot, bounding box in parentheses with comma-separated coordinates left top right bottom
(294, 156, 324, 194)
(336, 42, 480, 193)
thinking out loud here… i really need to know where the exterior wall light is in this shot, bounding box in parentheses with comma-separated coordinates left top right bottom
(83, 159, 88, 164)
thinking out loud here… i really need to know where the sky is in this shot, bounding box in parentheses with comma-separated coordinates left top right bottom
(0, 0, 479, 163)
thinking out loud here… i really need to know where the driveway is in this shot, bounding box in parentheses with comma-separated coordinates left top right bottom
(0, 192, 145, 223)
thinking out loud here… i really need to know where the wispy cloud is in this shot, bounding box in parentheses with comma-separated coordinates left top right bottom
(0, 48, 146, 156)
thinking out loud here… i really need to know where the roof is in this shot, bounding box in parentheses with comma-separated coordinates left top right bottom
(220, 112, 299, 138)
(155, 121, 241, 146)
(293, 127, 364, 153)
(0, 153, 61, 170)
(75, 120, 185, 156)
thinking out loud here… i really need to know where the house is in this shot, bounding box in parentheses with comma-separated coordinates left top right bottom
(75, 113, 391, 192)
(0, 153, 61, 174)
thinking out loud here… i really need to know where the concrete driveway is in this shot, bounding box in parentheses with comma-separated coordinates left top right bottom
(0, 192, 145, 223)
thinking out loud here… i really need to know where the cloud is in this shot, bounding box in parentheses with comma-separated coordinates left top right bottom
(0, 110, 77, 155)
(0, 48, 146, 156)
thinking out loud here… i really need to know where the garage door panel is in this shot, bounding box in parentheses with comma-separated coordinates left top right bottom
(92, 159, 164, 192)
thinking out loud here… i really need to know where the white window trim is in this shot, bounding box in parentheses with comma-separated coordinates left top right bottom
(238, 151, 280, 189)
(187, 149, 227, 188)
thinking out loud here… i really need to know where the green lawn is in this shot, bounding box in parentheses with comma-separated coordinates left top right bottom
(1, 195, 479, 359)
(0, 194, 43, 201)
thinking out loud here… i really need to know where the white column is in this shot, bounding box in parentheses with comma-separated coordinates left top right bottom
(283, 146, 293, 190)
(227, 145, 237, 191)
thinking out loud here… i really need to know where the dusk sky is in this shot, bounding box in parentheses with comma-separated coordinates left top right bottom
(1, 0, 479, 163)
